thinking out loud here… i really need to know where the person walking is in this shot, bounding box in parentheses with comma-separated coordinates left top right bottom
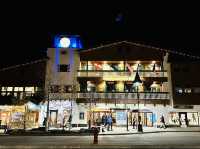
(160, 115, 166, 129)
(101, 114, 107, 132)
(132, 116, 136, 129)
(107, 115, 112, 131)
(96, 116, 101, 132)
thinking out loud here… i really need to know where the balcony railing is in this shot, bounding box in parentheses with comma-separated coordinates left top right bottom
(49, 92, 170, 100)
(77, 70, 167, 78)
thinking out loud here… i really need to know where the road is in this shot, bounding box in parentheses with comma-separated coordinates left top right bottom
(0, 132, 200, 148)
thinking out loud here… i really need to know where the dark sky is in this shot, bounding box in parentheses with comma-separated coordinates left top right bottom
(1, 3, 200, 68)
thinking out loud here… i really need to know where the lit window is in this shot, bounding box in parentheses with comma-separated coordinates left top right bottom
(185, 88, 192, 93)
(175, 88, 183, 94)
(25, 87, 35, 93)
(1, 87, 7, 91)
(14, 87, 23, 91)
(7, 87, 13, 91)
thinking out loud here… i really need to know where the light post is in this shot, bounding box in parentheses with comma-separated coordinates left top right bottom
(45, 87, 50, 132)
(69, 85, 75, 131)
(133, 70, 143, 132)
(126, 108, 129, 131)
(88, 91, 93, 130)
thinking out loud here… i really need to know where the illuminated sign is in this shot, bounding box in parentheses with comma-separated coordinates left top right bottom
(54, 35, 83, 49)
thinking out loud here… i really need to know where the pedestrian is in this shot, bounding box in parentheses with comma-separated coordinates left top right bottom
(43, 117, 47, 127)
(107, 115, 112, 131)
(101, 114, 106, 132)
(96, 116, 101, 132)
(160, 115, 166, 129)
(132, 116, 136, 129)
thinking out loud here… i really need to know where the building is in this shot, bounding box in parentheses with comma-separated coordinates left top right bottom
(0, 59, 46, 129)
(0, 35, 200, 130)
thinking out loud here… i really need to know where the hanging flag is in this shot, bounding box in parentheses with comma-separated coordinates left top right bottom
(110, 64, 118, 71)
(136, 63, 140, 72)
(152, 63, 156, 72)
(125, 62, 133, 75)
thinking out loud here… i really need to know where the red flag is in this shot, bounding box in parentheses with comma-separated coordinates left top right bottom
(125, 62, 133, 75)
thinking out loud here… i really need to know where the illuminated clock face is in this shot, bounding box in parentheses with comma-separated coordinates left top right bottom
(59, 37, 71, 48)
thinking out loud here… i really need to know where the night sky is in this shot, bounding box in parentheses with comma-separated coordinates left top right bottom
(1, 3, 200, 68)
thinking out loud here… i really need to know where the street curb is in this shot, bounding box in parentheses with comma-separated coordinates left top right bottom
(1, 145, 200, 149)
(99, 130, 200, 135)
(0, 130, 200, 136)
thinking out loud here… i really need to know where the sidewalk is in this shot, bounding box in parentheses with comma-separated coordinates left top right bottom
(97, 126, 200, 135)
(1, 126, 200, 136)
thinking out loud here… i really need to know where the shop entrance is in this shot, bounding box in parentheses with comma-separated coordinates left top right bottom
(131, 111, 153, 127)
(179, 112, 188, 127)
(89, 110, 116, 126)
(50, 110, 58, 127)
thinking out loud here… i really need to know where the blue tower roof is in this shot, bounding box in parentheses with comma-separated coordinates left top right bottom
(54, 35, 83, 49)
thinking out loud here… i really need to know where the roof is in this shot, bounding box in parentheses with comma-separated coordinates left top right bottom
(80, 41, 200, 61)
(0, 58, 47, 72)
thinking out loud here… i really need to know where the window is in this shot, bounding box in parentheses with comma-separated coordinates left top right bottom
(57, 64, 70, 72)
(60, 50, 67, 55)
(1, 87, 7, 91)
(106, 81, 116, 92)
(14, 87, 23, 91)
(7, 87, 13, 91)
(63, 85, 73, 93)
(185, 88, 192, 93)
(175, 87, 192, 94)
(175, 88, 183, 94)
(79, 112, 84, 120)
(50, 85, 60, 93)
(25, 87, 35, 93)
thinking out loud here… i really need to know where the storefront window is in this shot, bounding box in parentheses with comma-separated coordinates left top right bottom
(187, 112, 198, 125)
(168, 112, 179, 125)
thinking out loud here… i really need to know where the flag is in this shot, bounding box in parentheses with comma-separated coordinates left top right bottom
(136, 63, 140, 72)
(110, 64, 118, 71)
(152, 63, 156, 72)
(125, 62, 133, 75)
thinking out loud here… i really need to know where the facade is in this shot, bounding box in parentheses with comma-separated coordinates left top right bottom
(1, 35, 200, 130)
(44, 36, 200, 129)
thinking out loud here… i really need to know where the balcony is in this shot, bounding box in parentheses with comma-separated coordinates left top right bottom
(49, 92, 170, 100)
(77, 70, 167, 79)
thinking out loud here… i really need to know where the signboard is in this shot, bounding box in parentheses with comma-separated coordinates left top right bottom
(116, 111, 127, 125)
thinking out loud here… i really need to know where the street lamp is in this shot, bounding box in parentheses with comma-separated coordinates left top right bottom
(133, 70, 143, 132)
(45, 86, 50, 132)
(88, 90, 93, 130)
(126, 108, 129, 131)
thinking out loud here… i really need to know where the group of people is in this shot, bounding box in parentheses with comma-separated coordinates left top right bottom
(96, 113, 113, 132)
